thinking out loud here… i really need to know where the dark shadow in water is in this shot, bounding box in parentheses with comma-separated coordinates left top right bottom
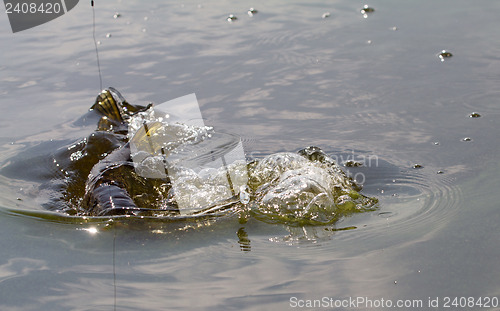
(237, 227, 251, 252)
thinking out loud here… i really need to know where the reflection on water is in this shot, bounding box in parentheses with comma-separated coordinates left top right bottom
(0, 258, 49, 283)
(1, 0, 500, 309)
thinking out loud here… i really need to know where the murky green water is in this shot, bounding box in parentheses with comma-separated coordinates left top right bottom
(1, 0, 500, 310)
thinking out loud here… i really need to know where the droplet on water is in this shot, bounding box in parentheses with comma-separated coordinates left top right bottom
(361, 5, 375, 13)
(227, 14, 237, 22)
(361, 5, 375, 18)
(469, 112, 481, 118)
(438, 50, 453, 61)
(248, 8, 258, 16)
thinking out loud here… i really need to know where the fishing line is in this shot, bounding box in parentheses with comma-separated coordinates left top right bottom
(113, 225, 117, 311)
(91, 0, 103, 91)
(92, 1, 113, 306)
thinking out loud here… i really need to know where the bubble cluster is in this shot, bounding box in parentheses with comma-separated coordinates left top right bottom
(248, 150, 378, 226)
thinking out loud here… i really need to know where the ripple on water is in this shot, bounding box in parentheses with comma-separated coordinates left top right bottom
(306, 151, 464, 253)
(0, 126, 463, 251)
(0, 148, 464, 253)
